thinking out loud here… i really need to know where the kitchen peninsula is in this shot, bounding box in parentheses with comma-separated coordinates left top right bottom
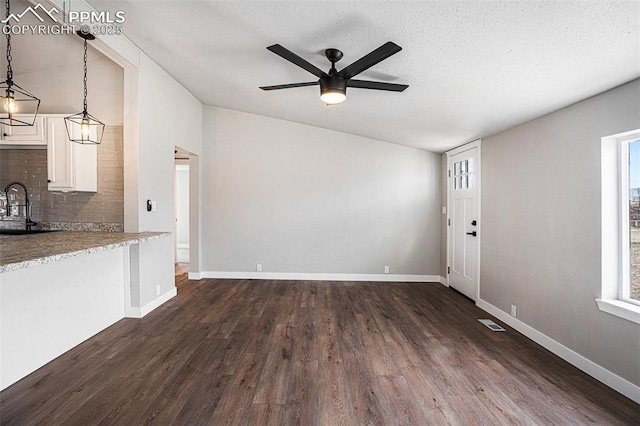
(0, 231, 170, 390)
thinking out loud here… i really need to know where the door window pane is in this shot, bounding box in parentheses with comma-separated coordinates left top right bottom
(452, 159, 474, 190)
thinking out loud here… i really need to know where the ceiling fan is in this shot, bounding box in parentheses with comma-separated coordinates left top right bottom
(260, 41, 408, 105)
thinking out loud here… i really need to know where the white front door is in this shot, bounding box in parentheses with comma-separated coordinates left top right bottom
(447, 141, 481, 301)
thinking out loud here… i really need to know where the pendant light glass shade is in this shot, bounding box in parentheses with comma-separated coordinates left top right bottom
(65, 31, 104, 144)
(0, 0, 40, 126)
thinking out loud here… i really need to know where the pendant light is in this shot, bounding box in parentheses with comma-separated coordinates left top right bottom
(0, 0, 40, 126)
(65, 30, 104, 144)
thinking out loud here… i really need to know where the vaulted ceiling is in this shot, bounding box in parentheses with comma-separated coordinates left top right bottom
(28, 1, 640, 152)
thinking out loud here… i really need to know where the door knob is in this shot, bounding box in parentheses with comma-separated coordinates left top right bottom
(466, 231, 477, 236)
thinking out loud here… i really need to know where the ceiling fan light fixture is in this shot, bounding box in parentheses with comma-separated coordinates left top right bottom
(320, 75, 346, 105)
(260, 42, 408, 104)
(320, 90, 346, 105)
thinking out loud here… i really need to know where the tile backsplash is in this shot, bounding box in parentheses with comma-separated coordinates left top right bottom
(0, 126, 124, 226)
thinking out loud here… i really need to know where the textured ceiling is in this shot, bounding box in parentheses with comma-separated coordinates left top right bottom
(8, 0, 103, 73)
(84, 1, 640, 152)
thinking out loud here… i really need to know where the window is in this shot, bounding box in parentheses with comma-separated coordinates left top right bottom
(620, 138, 640, 305)
(599, 130, 640, 324)
(453, 159, 473, 190)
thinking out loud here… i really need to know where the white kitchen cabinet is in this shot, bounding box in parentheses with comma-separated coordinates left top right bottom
(0, 115, 46, 145)
(47, 116, 97, 192)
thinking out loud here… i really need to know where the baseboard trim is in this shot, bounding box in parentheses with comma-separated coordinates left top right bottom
(476, 298, 640, 404)
(439, 275, 448, 286)
(188, 272, 201, 280)
(125, 287, 177, 319)
(197, 271, 440, 283)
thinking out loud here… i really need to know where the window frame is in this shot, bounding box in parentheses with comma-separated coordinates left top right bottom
(598, 130, 640, 324)
(619, 136, 640, 306)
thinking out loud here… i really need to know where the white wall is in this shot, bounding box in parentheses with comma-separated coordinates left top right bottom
(480, 79, 640, 388)
(201, 106, 441, 277)
(1, 247, 126, 390)
(14, 57, 123, 125)
(127, 53, 203, 306)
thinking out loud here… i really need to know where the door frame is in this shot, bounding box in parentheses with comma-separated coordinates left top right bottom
(174, 147, 201, 278)
(174, 160, 190, 264)
(445, 139, 482, 302)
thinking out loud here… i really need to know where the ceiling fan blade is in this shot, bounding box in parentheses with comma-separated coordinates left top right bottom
(338, 42, 402, 79)
(259, 81, 319, 91)
(266, 44, 327, 78)
(347, 80, 408, 92)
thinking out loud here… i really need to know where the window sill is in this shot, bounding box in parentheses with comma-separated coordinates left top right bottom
(596, 299, 640, 324)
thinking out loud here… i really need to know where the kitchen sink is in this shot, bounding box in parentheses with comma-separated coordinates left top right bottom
(0, 229, 59, 235)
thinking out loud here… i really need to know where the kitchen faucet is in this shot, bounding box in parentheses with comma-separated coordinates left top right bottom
(3, 181, 37, 231)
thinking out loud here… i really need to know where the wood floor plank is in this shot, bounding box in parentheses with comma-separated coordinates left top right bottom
(253, 349, 291, 404)
(1, 276, 638, 425)
(355, 313, 401, 376)
(316, 351, 357, 426)
(373, 374, 436, 426)
(394, 344, 460, 423)
(342, 353, 385, 425)
(365, 297, 410, 343)
(282, 359, 319, 425)
(246, 403, 284, 426)
(208, 351, 268, 425)
(244, 303, 281, 353)
(114, 336, 230, 425)
(171, 372, 233, 425)
(290, 307, 318, 362)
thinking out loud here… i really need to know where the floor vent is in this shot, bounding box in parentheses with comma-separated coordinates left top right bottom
(479, 319, 506, 332)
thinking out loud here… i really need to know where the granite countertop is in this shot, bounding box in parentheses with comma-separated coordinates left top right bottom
(0, 231, 170, 273)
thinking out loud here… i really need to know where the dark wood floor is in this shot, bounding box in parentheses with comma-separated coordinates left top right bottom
(1, 275, 638, 425)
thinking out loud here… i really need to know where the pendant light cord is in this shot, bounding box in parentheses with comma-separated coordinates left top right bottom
(5, 0, 12, 84)
(83, 38, 88, 114)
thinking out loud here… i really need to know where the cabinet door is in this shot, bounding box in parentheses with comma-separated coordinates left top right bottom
(46, 116, 97, 192)
(1, 115, 46, 145)
(73, 143, 97, 192)
(47, 117, 74, 190)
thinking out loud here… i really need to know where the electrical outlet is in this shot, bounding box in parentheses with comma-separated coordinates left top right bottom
(257, 263, 262, 272)
(156, 285, 161, 296)
(384, 265, 390, 274)
(510, 304, 517, 317)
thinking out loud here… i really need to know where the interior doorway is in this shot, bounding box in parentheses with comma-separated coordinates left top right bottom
(446, 140, 481, 301)
(174, 147, 193, 276)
